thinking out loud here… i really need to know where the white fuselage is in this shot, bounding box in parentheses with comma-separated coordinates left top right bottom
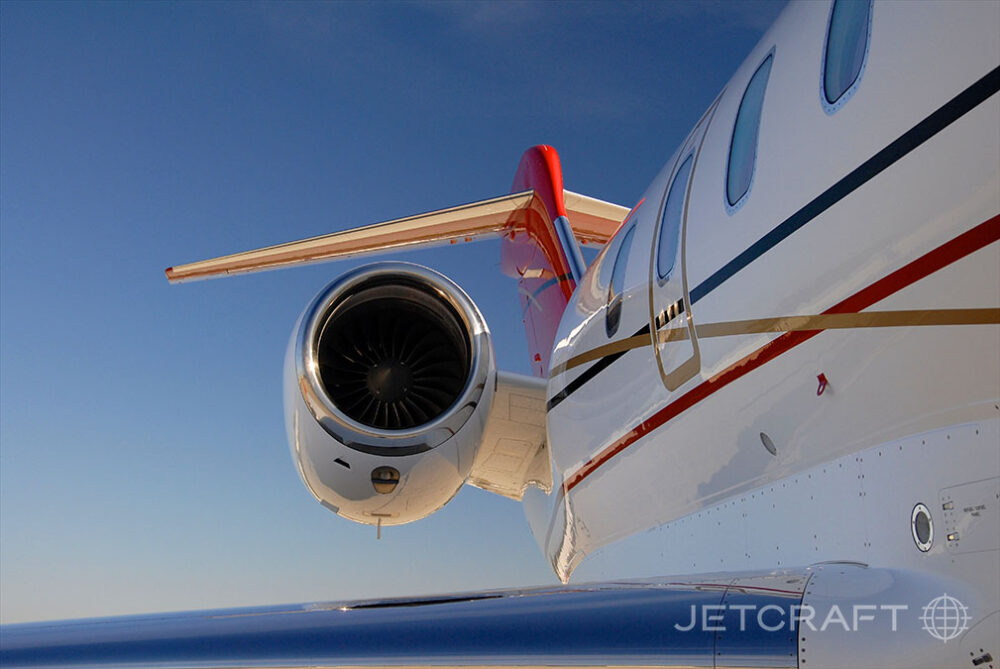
(536, 0, 999, 605)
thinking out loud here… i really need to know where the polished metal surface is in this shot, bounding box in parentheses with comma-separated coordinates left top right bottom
(1, 576, 802, 668)
(295, 262, 493, 454)
(553, 215, 587, 284)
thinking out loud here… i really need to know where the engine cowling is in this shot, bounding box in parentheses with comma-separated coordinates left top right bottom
(284, 262, 496, 526)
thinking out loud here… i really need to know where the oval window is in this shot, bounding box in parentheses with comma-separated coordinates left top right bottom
(822, 0, 872, 113)
(726, 52, 774, 211)
(657, 155, 694, 280)
(605, 225, 636, 338)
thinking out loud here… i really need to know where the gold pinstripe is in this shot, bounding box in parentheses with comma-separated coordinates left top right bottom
(549, 308, 1000, 378)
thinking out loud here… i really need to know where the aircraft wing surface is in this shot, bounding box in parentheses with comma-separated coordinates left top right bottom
(1, 573, 804, 668)
(5, 565, 990, 668)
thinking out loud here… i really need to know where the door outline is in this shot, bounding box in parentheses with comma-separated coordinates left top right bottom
(648, 96, 723, 391)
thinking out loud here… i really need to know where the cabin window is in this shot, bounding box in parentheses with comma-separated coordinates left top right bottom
(657, 155, 694, 280)
(726, 52, 773, 211)
(605, 224, 636, 337)
(822, 0, 872, 113)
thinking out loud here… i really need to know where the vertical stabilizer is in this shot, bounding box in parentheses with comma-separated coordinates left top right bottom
(501, 146, 582, 377)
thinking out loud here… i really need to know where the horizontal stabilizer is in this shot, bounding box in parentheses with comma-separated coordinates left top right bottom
(165, 190, 628, 283)
(563, 189, 631, 243)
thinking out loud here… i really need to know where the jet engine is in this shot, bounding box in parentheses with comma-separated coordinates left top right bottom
(284, 262, 497, 526)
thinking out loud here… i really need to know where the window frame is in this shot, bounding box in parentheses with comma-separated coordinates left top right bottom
(820, 0, 873, 115)
(605, 223, 636, 338)
(656, 154, 695, 283)
(725, 49, 775, 215)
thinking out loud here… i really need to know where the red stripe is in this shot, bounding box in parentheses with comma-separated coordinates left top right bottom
(564, 215, 1000, 492)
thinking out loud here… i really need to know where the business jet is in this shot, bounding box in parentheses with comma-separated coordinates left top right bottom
(3, 1, 998, 667)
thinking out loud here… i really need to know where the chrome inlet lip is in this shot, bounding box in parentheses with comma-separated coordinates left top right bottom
(295, 262, 492, 454)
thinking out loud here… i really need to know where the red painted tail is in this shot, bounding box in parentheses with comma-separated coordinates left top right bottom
(501, 146, 579, 377)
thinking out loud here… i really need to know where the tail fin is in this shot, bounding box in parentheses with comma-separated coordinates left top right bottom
(165, 145, 628, 375)
(501, 146, 597, 376)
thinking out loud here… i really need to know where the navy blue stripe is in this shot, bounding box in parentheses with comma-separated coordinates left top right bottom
(546, 324, 651, 410)
(548, 65, 1000, 411)
(692, 65, 999, 305)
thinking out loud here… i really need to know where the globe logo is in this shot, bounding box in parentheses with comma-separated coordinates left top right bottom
(920, 594, 970, 642)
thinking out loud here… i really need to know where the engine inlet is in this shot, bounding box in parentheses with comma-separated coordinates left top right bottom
(287, 262, 497, 524)
(315, 282, 471, 430)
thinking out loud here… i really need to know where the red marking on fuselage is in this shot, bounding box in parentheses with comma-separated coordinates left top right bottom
(816, 373, 829, 396)
(618, 198, 645, 230)
(563, 214, 1000, 492)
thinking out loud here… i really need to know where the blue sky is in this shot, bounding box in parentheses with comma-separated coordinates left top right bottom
(0, 0, 784, 623)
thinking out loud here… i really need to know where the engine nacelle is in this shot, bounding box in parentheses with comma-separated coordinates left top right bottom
(284, 262, 496, 526)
